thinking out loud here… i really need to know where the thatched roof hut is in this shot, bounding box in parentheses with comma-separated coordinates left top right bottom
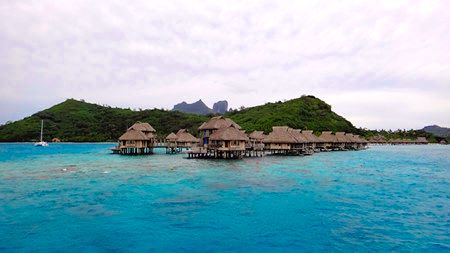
(176, 129, 199, 143)
(249, 131, 265, 141)
(319, 131, 337, 143)
(301, 130, 321, 143)
(209, 126, 249, 141)
(52, 137, 61, 142)
(345, 133, 356, 142)
(115, 121, 156, 154)
(263, 126, 298, 144)
(198, 116, 241, 130)
(353, 135, 367, 143)
(368, 135, 387, 143)
(389, 138, 400, 144)
(335, 132, 349, 143)
(119, 129, 149, 141)
(128, 122, 156, 132)
(416, 137, 428, 144)
(289, 129, 308, 143)
(165, 132, 178, 142)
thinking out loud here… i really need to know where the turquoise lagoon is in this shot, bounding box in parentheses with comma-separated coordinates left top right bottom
(0, 144, 449, 252)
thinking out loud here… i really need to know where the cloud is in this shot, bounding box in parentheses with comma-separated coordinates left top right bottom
(0, 0, 449, 129)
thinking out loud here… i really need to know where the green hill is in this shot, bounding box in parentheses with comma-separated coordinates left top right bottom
(0, 96, 359, 142)
(226, 95, 358, 134)
(0, 99, 207, 142)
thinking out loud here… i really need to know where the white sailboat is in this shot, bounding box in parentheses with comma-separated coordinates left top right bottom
(34, 120, 49, 147)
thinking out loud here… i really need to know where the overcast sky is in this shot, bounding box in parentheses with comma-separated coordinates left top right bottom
(1, 0, 449, 129)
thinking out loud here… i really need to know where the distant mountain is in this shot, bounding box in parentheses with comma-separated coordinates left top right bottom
(173, 100, 212, 115)
(422, 125, 450, 137)
(212, 100, 228, 114)
(172, 99, 229, 115)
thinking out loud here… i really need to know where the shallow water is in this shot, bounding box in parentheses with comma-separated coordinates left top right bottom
(0, 143, 449, 252)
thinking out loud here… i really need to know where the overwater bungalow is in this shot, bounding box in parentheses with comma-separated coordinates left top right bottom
(290, 129, 309, 154)
(389, 137, 428, 145)
(319, 131, 338, 151)
(189, 116, 248, 159)
(165, 132, 178, 144)
(301, 130, 322, 152)
(164, 129, 199, 153)
(114, 122, 156, 155)
(353, 135, 368, 149)
(247, 131, 265, 156)
(248, 131, 265, 147)
(165, 132, 179, 153)
(117, 129, 152, 154)
(368, 135, 387, 144)
(344, 133, 358, 150)
(198, 116, 241, 146)
(263, 126, 303, 155)
(389, 139, 401, 145)
(334, 132, 349, 150)
(206, 126, 249, 158)
(390, 138, 414, 145)
(415, 137, 428, 145)
(175, 129, 199, 148)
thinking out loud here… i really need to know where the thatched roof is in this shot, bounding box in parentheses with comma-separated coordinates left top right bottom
(345, 133, 357, 143)
(176, 129, 199, 143)
(301, 130, 322, 143)
(289, 129, 308, 143)
(319, 131, 337, 143)
(165, 132, 178, 141)
(249, 131, 265, 140)
(119, 129, 149, 141)
(369, 135, 387, 143)
(390, 138, 412, 144)
(128, 122, 156, 132)
(335, 132, 350, 143)
(353, 135, 367, 143)
(198, 116, 241, 130)
(264, 126, 298, 144)
(416, 137, 428, 143)
(389, 139, 401, 143)
(209, 126, 249, 141)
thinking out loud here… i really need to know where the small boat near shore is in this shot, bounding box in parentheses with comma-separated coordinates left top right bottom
(34, 120, 48, 147)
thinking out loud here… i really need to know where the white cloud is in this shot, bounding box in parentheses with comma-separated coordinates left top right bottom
(0, 0, 449, 129)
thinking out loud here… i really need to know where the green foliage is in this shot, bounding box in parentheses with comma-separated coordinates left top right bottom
(0, 99, 207, 142)
(363, 129, 437, 142)
(5, 96, 418, 142)
(226, 95, 358, 134)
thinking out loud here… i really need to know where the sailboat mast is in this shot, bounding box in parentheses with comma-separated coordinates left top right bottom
(40, 120, 43, 142)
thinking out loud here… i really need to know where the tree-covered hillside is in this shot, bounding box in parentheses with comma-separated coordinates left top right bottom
(2, 96, 429, 142)
(226, 95, 359, 134)
(0, 99, 207, 142)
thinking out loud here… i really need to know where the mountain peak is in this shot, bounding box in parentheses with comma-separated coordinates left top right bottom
(422, 125, 450, 137)
(172, 99, 228, 115)
(173, 100, 212, 115)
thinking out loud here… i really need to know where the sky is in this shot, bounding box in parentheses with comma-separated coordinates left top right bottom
(1, 0, 449, 130)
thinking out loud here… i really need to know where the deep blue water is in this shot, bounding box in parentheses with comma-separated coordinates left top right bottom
(0, 143, 449, 252)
